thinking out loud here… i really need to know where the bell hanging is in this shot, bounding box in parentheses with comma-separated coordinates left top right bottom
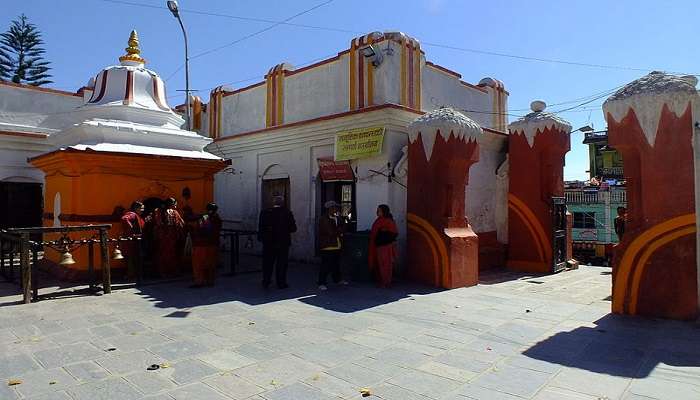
(112, 245, 124, 260)
(60, 251, 76, 265)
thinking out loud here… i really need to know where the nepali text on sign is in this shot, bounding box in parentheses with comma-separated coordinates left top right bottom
(334, 126, 385, 161)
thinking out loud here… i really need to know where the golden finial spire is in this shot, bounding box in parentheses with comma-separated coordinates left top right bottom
(119, 30, 146, 65)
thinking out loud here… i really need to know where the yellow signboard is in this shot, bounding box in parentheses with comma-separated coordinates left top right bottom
(334, 126, 385, 161)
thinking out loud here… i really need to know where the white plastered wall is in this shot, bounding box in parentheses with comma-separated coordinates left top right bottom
(467, 133, 507, 236)
(284, 57, 349, 124)
(421, 66, 493, 129)
(210, 108, 415, 263)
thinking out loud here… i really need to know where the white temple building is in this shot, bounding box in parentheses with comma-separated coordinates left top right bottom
(200, 31, 510, 264)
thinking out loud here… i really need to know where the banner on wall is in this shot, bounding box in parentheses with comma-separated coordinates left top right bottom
(334, 126, 385, 161)
(317, 159, 354, 182)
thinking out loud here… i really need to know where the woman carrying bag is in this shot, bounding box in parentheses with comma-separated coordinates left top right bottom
(368, 204, 398, 288)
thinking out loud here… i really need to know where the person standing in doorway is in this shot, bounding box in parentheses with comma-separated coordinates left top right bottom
(191, 203, 222, 288)
(369, 204, 399, 288)
(317, 201, 349, 291)
(258, 196, 297, 289)
(152, 197, 185, 278)
(614, 206, 627, 240)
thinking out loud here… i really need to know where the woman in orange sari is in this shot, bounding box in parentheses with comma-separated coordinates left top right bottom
(369, 204, 398, 288)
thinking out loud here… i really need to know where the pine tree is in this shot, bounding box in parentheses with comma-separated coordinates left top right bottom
(0, 14, 52, 86)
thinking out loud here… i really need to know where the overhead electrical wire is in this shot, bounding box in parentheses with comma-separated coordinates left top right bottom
(99, 0, 699, 77)
(162, 0, 336, 81)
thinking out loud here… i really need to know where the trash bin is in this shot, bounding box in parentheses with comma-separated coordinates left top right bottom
(342, 230, 372, 282)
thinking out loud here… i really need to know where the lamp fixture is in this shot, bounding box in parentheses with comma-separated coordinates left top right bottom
(361, 44, 383, 67)
(166, 0, 179, 17)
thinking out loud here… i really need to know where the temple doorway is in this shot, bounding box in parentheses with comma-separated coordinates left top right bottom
(0, 181, 43, 229)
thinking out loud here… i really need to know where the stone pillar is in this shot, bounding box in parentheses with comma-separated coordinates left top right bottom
(406, 108, 482, 288)
(603, 71, 699, 320)
(507, 101, 572, 273)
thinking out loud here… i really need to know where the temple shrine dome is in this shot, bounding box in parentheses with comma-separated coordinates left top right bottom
(48, 30, 215, 160)
(78, 30, 184, 128)
(602, 71, 699, 146)
(408, 107, 483, 161)
(508, 100, 572, 147)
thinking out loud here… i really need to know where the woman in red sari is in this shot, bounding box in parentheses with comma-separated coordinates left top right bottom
(369, 204, 398, 288)
(152, 197, 185, 278)
(121, 201, 145, 279)
(191, 203, 222, 288)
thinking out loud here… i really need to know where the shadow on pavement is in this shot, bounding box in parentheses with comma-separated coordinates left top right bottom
(129, 260, 441, 314)
(523, 313, 700, 378)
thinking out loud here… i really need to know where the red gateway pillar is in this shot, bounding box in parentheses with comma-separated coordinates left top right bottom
(507, 101, 572, 273)
(406, 108, 483, 288)
(604, 72, 698, 320)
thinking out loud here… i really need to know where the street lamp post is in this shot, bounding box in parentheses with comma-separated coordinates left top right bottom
(167, 0, 191, 131)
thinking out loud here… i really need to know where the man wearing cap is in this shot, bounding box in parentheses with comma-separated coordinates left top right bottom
(258, 196, 297, 289)
(317, 201, 349, 290)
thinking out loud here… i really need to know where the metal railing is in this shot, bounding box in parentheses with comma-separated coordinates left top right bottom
(0, 225, 143, 304)
(565, 189, 627, 204)
(220, 229, 257, 275)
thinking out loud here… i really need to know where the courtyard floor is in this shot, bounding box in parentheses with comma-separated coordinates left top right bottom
(0, 264, 698, 400)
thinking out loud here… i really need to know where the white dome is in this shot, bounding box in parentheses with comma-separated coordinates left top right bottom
(79, 30, 183, 128)
(508, 101, 571, 148)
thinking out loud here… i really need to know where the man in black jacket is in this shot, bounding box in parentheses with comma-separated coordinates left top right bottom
(258, 196, 297, 289)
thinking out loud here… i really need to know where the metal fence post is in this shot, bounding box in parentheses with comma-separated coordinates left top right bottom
(20, 233, 31, 304)
(228, 234, 235, 275)
(100, 229, 111, 294)
(0, 237, 5, 280)
(32, 246, 38, 302)
(88, 241, 95, 291)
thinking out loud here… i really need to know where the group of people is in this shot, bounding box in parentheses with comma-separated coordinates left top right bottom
(120, 197, 222, 288)
(258, 196, 399, 290)
(119, 195, 400, 291)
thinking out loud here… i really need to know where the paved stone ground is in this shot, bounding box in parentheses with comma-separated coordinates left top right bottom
(0, 264, 699, 400)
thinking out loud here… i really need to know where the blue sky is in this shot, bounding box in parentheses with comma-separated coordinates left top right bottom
(3, 0, 698, 180)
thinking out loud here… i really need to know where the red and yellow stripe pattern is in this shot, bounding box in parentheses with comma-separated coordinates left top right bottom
(507, 193, 551, 270)
(208, 86, 226, 139)
(349, 32, 421, 111)
(407, 213, 450, 287)
(613, 213, 696, 315)
(265, 64, 288, 127)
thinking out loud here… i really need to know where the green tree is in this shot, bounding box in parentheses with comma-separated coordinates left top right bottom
(0, 14, 52, 86)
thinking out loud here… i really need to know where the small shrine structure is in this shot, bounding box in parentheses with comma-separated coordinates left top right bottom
(27, 31, 226, 276)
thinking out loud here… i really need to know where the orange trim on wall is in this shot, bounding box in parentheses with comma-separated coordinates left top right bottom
(123, 71, 134, 105)
(414, 46, 421, 109)
(613, 213, 696, 314)
(425, 61, 462, 79)
(408, 221, 441, 284)
(0, 130, 48, 139)
(222, 81, 266, 98)
(214, 103, 423, 143)
(349, 43, 357, 110)
(508, 202, 546, 262)
(0, 80, 82, 97)
(629, 225, 696, 314)
(508, 193, 551, 262)
(408, 213, 450, 287)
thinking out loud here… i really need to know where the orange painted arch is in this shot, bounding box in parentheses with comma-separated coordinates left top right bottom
(508, 194, 551, 262)
(613, 213, 696, 314)
(407, 213, 450, 287)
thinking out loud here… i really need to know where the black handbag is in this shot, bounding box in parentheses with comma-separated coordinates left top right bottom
(375, 230, 398, 247)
